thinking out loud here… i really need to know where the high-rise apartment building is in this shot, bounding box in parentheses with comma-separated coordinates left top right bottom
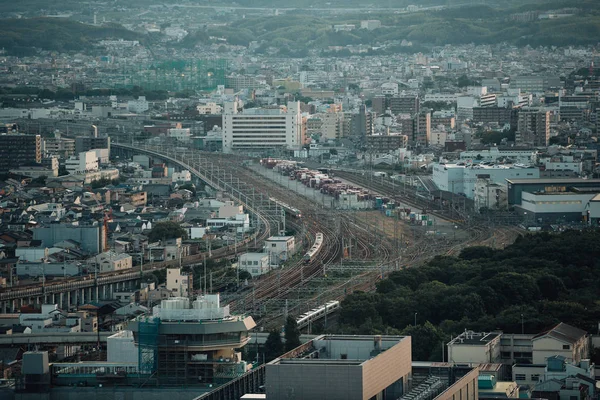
(0, 134, 42, 173)
(372, 94, 419, 116)
(399, 112, 431, 147)
(517, 108, 550, 147)
(222, 101, 304, 153)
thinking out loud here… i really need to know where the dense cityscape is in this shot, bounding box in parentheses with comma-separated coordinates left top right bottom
(0, 0, 600, 399)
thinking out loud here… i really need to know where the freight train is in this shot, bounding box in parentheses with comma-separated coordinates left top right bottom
(269, 197, 302, 219)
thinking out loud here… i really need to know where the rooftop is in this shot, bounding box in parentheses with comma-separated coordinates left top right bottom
(532, 322, 587, 344)
(507, 178, 600, 185)
(448, 331, 501, 346)
(271, 334, 408, 366)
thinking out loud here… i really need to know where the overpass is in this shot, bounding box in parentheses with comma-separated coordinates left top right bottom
(0, 143, 283, 311)
(0, 331, 316, 347)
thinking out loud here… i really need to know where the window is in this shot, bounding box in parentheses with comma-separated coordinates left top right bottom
(531, 374, 540, 382)
(272, 244, 276, 247)
(501, 352, 511, 359)
(563, 345, 570, 350)
(515, 374, 526, 381)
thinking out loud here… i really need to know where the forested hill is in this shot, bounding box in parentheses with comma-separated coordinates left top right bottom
(0, 18, 142, 56)
(337, 230, 600, 361)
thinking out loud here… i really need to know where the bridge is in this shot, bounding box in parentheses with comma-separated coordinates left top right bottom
(0, 143, 283, 311)
(0, 331, 316, 347)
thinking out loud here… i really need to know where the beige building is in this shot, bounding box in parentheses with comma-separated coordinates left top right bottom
(447, 331, 502, 364)
(532, 323, 589, 365)
(166, 267, 193, 297)
(92, 251, 132, 273)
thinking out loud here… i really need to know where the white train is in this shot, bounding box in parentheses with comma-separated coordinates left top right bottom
(296, 300, 340, 329)
(303, 232, 324, 263)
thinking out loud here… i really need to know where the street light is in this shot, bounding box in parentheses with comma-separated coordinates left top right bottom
(414, 312, 418, 327)
(521, 313, 524, 334)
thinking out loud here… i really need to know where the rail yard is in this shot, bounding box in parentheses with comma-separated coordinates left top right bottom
(0, 144, 523, 329)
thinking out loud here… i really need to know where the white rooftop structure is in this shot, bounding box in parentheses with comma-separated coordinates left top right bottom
(153, 294, 231, 322)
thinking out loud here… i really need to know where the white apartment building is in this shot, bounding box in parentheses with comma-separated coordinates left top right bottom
(423, 93, 458, 103)
(381, 82, 399, 96)
(222, 101, 304, 153)
(474, 178, 508, 211)
(127, 96, 149, 113)
(265, 236, 296, 266)
(238, 252, 270, 277)
(65, 151, 98, 175)
(197, 102, 222, 114)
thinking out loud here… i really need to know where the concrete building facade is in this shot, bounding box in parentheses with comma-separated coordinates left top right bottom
(222, 101, 304, 153)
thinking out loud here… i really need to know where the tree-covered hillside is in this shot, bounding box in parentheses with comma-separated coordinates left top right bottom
(0, 18, 142, 56)
(337, 230, 600, 360)
(200, 1, 600, 52)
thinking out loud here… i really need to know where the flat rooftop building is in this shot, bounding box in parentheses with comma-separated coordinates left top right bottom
(196, 335, 481, 400)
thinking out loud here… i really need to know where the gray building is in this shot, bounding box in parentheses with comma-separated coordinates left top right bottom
(75, 136, 111, 154)
(265, 335, 412, 400)
(33, 222, 105, 254)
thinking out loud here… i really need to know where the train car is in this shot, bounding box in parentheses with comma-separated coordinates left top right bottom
(269, 197, 302, 219)
(303, 232, 324, 263)
(296, 300, 340, 329)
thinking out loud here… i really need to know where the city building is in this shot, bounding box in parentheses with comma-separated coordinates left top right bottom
(127, 96, 149, 113)
(447, 331, 502, 364)
(44, 135, 75, 159)
(474, 178, 508, 212)
(433, 163, 540, 199)
(531, 322, 589, 365)
(0, 134, 42, 173)
(238, 252, 270, 277)
(265, 335, 411, 400)
(127, 294, 255, 385)
(366, 134, 408, 152)
(168, 127, 191, 142)
(65, 151, 99, 175)
(200, 335, 481, 400)
(472, 107, 518, 126)
(517, 108, 550, 147)
(33, 222, 106, 254)
(222, 101, 304, 153)
(448, 323, 589, 368)
(75, 135, 111, 155)
(459, 147, 538, 165)
(166, 267, 193, 297)
(506, 178, 600, 205)
(265, 236, 296, 266)
(91, 251, 133, 273)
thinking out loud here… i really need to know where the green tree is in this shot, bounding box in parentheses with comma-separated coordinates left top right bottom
(264, 330, 284, 362)
(148, 221, 188, 242)
(284, 315, 301, 351)
(401, 321, 446, 361)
